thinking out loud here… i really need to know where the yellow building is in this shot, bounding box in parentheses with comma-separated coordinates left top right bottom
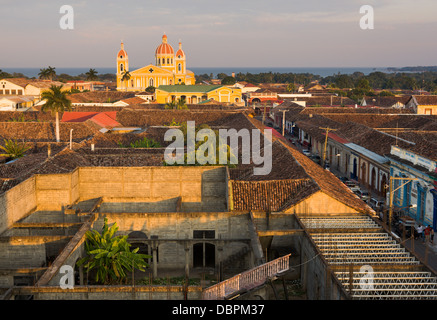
(155, 85, 242, 104)
(116, 34, 195, 92)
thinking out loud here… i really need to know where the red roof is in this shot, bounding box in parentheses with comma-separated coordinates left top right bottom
(61, 112, 120, 128)
(156, 34, 174, 55)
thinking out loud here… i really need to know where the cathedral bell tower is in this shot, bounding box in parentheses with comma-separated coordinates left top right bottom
(117, 42, 129, 75)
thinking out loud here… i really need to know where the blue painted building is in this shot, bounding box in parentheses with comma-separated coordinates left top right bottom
(388, 146, 437, 229)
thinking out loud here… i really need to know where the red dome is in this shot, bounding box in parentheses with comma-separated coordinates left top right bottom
(176, 42, 185, 58)
(155, 34, 174, 55)
(117, 42, 128, 59)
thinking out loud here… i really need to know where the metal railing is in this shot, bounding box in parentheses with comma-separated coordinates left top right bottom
(202, 254, 291, 300)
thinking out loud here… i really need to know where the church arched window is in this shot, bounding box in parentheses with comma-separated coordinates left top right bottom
(178, 64, 181, 72)
(120, 64, 124, 72)
(149, 78, 154, 87)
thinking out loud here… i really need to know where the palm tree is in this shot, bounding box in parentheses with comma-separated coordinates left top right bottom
(38, 68, 49, 80)
(47, 66, 56, 80)
(41, 85, 72, 143)
(76, 218, 151, 285)
(85, 68, 99, 81)
(165, 98, 188, 110)
(0, 139, 30, 160)
(121, 71, 131, 92)
(38, 66, 56, 80)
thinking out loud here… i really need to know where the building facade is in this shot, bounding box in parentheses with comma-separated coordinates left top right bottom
(116, 34, 196, 92)
(388, 146, 437, 229)
(154, 85, 242, 104)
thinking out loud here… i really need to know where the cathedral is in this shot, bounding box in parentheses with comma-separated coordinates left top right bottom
(116, 34, 196, 91)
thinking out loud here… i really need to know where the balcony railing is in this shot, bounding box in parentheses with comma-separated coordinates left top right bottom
(202, 254, 291, 300)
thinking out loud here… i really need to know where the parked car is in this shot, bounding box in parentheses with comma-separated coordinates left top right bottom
(354, 189, 370, 201)
(369, 198, 384, 210)
(310, 155, 321, 164)
(339, 176, 349, 183)
(348, 185, 360, 193)
(302, 149, 311, 156)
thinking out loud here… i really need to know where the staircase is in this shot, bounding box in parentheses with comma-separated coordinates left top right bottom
(202, 254, 291, 300)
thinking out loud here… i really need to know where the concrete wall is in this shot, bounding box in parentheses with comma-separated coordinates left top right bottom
(35, 173, 76, 211)
(296, 231, 348, 300)
(12, 286, 203, 300)
(78, 167, 227, 212)
(0, 177, 37, 235)
(285, 191, 359, 215)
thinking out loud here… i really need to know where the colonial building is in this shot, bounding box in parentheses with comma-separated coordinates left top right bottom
(154, 85, 242, 104)
(116, 34, 196, 92)
(406, 95, 437, 115)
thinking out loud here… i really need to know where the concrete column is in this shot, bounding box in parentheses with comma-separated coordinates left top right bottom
(185, 245, 190, 278)
(79, 265, 84, 286)
(152, 242, 158, 278)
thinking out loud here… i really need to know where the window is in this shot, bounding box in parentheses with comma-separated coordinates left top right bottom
(193, 230, 215, 239)
(149, 78, 154, 87)
(120, 55, 123, 59)
(120, 64, 124, 72)
(178, 64, 181, 72)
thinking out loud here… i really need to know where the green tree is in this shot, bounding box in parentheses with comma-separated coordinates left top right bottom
(145, 86, 155, 93)
(38, 66, 56, 80)
(40, 85, 72, 142)
(38, 68, 49, 80)
(286, 83, 296, 93)
(221, 76, 236, 85)
(0, 139, 30, 160)
(121, 71, 131, 92)
(165, 98, 188, 110)
(85, 68, 99, 81)
(77, 218, 151, 285)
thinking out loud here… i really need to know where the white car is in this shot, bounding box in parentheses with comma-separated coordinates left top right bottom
(302, 149, 311, 156)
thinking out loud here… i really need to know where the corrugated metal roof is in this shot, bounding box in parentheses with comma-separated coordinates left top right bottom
(345, 143, 389, 164)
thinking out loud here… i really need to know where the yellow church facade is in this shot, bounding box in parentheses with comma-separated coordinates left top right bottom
(116, 34, 195, 92)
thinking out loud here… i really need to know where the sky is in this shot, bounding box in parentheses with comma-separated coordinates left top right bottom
(1, 0, 436, 68)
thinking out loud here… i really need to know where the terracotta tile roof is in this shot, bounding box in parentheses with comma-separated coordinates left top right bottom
(1, 78, 33, 88)
(411, 95, 437, 105)
(231, 179, 316, 211)
(68, 92, 136, 104)
(61, 111, 120, 129)
(362, 95, 410, 107)
(277, 140, 374, 214)
(0, 122, 96, 142)
(119, 97, 148, 105)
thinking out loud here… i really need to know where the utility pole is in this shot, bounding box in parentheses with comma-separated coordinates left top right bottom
(282, 110, 286, 136)
(320, 127, 337, 168)
(387, 177, 419, 232)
